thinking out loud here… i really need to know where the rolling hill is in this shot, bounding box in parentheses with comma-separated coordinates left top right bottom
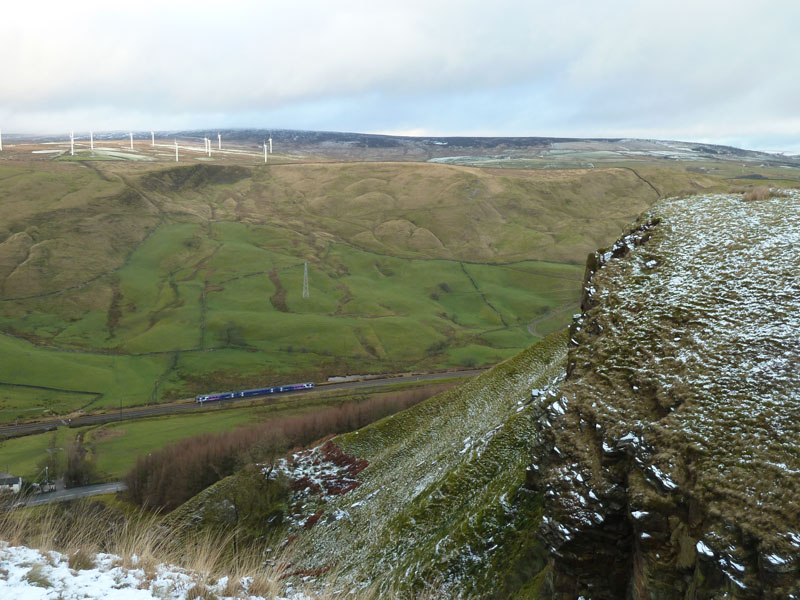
(0, 158, 679, 420)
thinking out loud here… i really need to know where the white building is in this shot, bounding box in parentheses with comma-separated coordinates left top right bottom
(0, 473, 22, 494)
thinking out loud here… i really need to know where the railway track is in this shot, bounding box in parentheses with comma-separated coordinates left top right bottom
(0, 369, 484, 440)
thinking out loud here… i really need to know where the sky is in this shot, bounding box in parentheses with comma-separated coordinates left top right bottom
(2, 0, 799, 152)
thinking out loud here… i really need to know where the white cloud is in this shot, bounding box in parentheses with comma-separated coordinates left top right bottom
(2, 0, 800, 150)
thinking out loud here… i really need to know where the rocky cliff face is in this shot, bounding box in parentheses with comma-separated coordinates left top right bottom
(534, 192, 800, 599)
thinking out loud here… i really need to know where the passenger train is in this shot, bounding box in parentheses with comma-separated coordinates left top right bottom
(196, 382, 314, 403)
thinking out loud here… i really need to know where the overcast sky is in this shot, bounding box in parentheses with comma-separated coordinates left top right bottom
(3, 0, 799, 151)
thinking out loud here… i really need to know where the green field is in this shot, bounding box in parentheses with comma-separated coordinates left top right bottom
(0, 158, 748, 421)
(0, 216, 582, 417)
(0, 381, 455, 482)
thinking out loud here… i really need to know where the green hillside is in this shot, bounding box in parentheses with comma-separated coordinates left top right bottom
(0, 158, 730, 421)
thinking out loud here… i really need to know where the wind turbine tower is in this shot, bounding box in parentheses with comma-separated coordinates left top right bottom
(264, 142, 268, 163)
(175, 139, 179, 162)
(269, 137, 273, 154)
(90, 130, 94, 152)
(129, 132, 134, 150)
(0, 128, 3, 152)
(218, 133, 221, 150)
(151, 131, 155, 146)
(70, 131, 74, 156)
(302, 262, 309, 299)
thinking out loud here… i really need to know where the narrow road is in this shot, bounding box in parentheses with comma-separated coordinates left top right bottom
(20, 482, 127, 507)
(0, 369, 485, 440)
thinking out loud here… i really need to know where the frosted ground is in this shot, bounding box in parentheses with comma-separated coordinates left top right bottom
(581, 191, 800, 549)
(0, 542, 309, 600)
(277, 330, 568, 595)
(547, 189, 800, 594)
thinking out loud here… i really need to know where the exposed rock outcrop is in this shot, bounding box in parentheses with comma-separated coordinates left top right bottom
(535, 192, 800, 599)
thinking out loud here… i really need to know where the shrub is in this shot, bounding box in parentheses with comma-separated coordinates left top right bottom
(64, 438, 97, 488)
(125, 385, 454, 511)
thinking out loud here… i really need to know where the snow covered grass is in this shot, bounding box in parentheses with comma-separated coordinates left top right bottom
(1, 497, 446, 599)
(0, 541, 311, 600)
(279, 331, 569, 596)
(0, 538, 449, 599)
(551, 189, 800, 593)
(0, 501, 307, 599)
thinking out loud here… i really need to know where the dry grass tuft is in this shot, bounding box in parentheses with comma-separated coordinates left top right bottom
(23, 564, 52, 588)
(220, 576, 244, 598)
(742, 186, 773, 201)
(173, 528, 236, 582)
(186, 583, 219, 600)
(68, 547, 96, 571)
(246, 572, 282, 598)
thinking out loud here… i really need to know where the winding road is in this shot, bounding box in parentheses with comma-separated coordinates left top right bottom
(19, 482, 127, 507)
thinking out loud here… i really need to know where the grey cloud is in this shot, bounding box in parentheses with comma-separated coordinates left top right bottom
(2, 0, 800, 151)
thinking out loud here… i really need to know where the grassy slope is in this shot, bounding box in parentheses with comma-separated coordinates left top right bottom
(245, 163, 657, 264)
(276, 330, 569, 597)
(0, 160, 662, 419)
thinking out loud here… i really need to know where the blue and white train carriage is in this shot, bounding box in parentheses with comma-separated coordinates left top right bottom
(196, 382, 314, 404)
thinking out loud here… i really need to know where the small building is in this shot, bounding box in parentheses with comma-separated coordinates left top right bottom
(0, 473, 22, 494)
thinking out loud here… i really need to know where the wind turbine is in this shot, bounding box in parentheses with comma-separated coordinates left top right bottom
(151, 131, 155, 146)
(175, 139, 179, 162)
(269, 137, 272, 154)
(218, 133, 221, 150)
(129, 132, 134, 150)
(70, 131, 74, 156)
(264, 141, 268, 163)
(0, 127, 3, 152)
(90, 130, 94, 152)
